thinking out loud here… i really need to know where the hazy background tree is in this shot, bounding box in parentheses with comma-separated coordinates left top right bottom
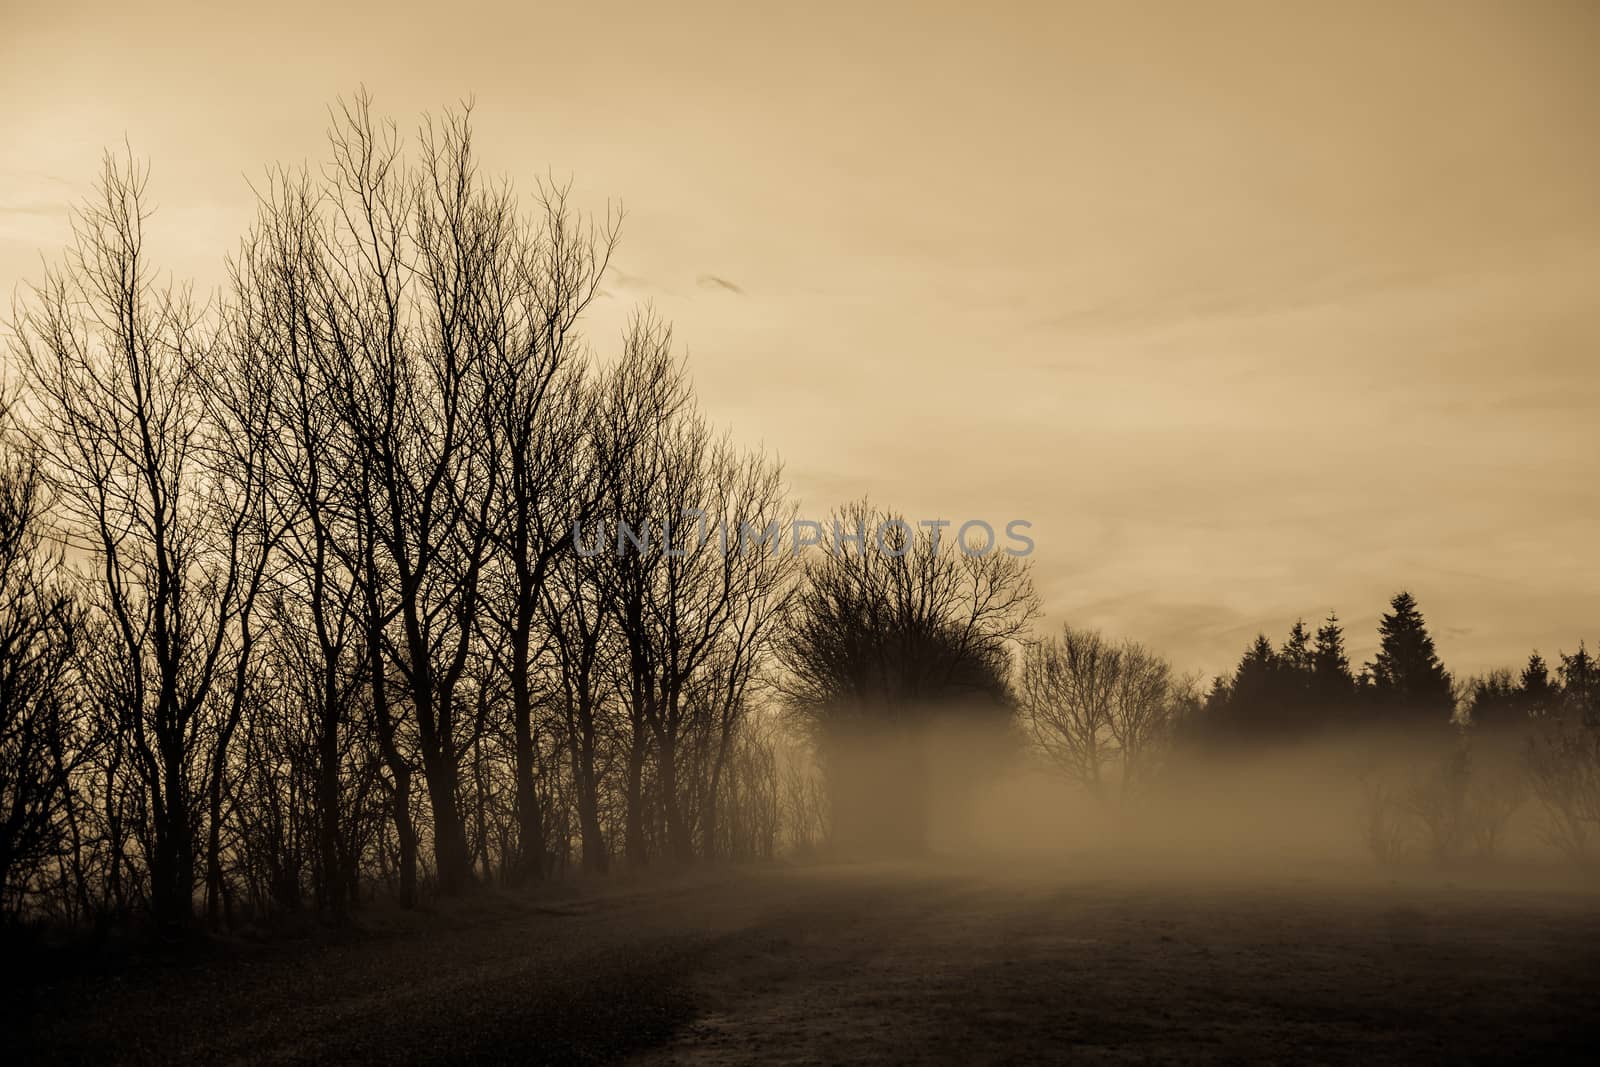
(778, 502, 1036, 853)
(1019, 625, 1197, 803)
(1367, 591, 1455, 727)
(1525, 645, 1600, 865)
(1311, 613, 1359, 719)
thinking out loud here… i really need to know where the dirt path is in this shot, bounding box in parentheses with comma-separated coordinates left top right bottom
(16, 865, 1600, 1064)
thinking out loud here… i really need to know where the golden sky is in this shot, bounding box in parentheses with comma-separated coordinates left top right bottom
(3, 0, 1597, 676)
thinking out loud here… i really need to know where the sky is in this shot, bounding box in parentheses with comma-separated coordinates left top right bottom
(2, 0, 1597, 677)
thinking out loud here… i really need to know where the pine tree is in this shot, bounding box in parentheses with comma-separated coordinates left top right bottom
(1311, 612, 1356, 721)
(1558, 643, 1599, 726)
(1229, 633, 1279, 735)
(1367, 591, 1454, 725)
(1519, 652, 1555, 715)
(1274, 620, 1315, 727)
(1280, 620, 1314, 679)
(1280, 620, 1312, 671)
(1465, 668, 1520, 730)
(1203, 675, 1232, 714)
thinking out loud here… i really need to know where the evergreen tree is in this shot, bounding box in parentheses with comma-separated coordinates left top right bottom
(1276, 619, 1316, 727)
(1228, 633, 1279, 735)
(1464, 668, 1521, 729)
(1281, 620, 1314, 674)
(1367, 591, 1454, 724)
(1203, 675, 1232, 715)
(1519, 652, 1555, 715)
(1557, 643, 1599, 726)
(1311, 612, 1356, 712)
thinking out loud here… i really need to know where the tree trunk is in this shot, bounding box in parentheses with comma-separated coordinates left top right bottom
(316, 704, 344, 920)
(419, 741, 473, 895)
(391, 767, 418, 908)
(570, 686, 608, 873)
(204, 773, 228, 925)
(510, 615, 544, 884)
(623, 733, 648, 867)
(151, 731, 194, 932)
(658, 729, 693, 863)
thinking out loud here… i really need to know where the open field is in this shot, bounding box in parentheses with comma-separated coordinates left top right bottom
(13, 862, 1600, 1064)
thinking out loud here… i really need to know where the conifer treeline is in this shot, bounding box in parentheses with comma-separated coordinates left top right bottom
(1190, 590, 1597, 741)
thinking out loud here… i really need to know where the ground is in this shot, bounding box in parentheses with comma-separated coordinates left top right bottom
(13, 863, 1600, 1064)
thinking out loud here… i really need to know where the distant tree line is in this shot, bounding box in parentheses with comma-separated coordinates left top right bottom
(1183, 591, 1598, 867)
(1186, 590, 1597, 745)
(1012, 592, 1476, 807)
(1189, 592, 1455, 742)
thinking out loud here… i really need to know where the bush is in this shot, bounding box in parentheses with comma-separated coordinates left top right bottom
(1526, 715, 1600, 867)
(1360, 744, 1526, 867)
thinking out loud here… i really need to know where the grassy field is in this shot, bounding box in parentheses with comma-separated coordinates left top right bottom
(14, 862, 1600, 1064)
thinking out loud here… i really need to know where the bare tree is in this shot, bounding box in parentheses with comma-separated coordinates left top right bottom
(229, 167, 377, 917)
(480, 179, 617, 882)
(0, 397, 84, 919)
(1020, 626, 1193, 803)
(539, 321, 684, 871)
(685, 446, 796, 861)
(271, 94, 513, 895)
(606, 405, 795, 863)
(598, 314, 690, 865)
(16, 151, 272, 928)
(1527, 714, 1600, 866)
(1018, 628, 1121, 798)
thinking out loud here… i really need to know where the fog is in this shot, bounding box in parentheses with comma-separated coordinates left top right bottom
(808, 710, 1591, 894)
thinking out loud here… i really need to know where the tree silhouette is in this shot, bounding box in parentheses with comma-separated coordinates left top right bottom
(1020, 626, 1196, 802)
(1558, 645, 1599, 726)
(777, 500, 1035, 852)
(1311, 613, 1356, 711)
(1228, 634, 1280, 736)
(1366, 592, 1455, 726)
(1276, 620, 1317, 727)
(0, 401, 84, 916)
(1464, 668, 1522, 731)
(17, 152, 275, 927)
(1521, 653, 1556, 713)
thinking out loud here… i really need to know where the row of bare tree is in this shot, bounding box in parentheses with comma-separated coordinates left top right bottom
(1, 97, 804, 929)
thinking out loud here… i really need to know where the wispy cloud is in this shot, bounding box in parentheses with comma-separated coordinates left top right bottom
(696, 273, 744, 296)
(606, 266, 655, 292)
